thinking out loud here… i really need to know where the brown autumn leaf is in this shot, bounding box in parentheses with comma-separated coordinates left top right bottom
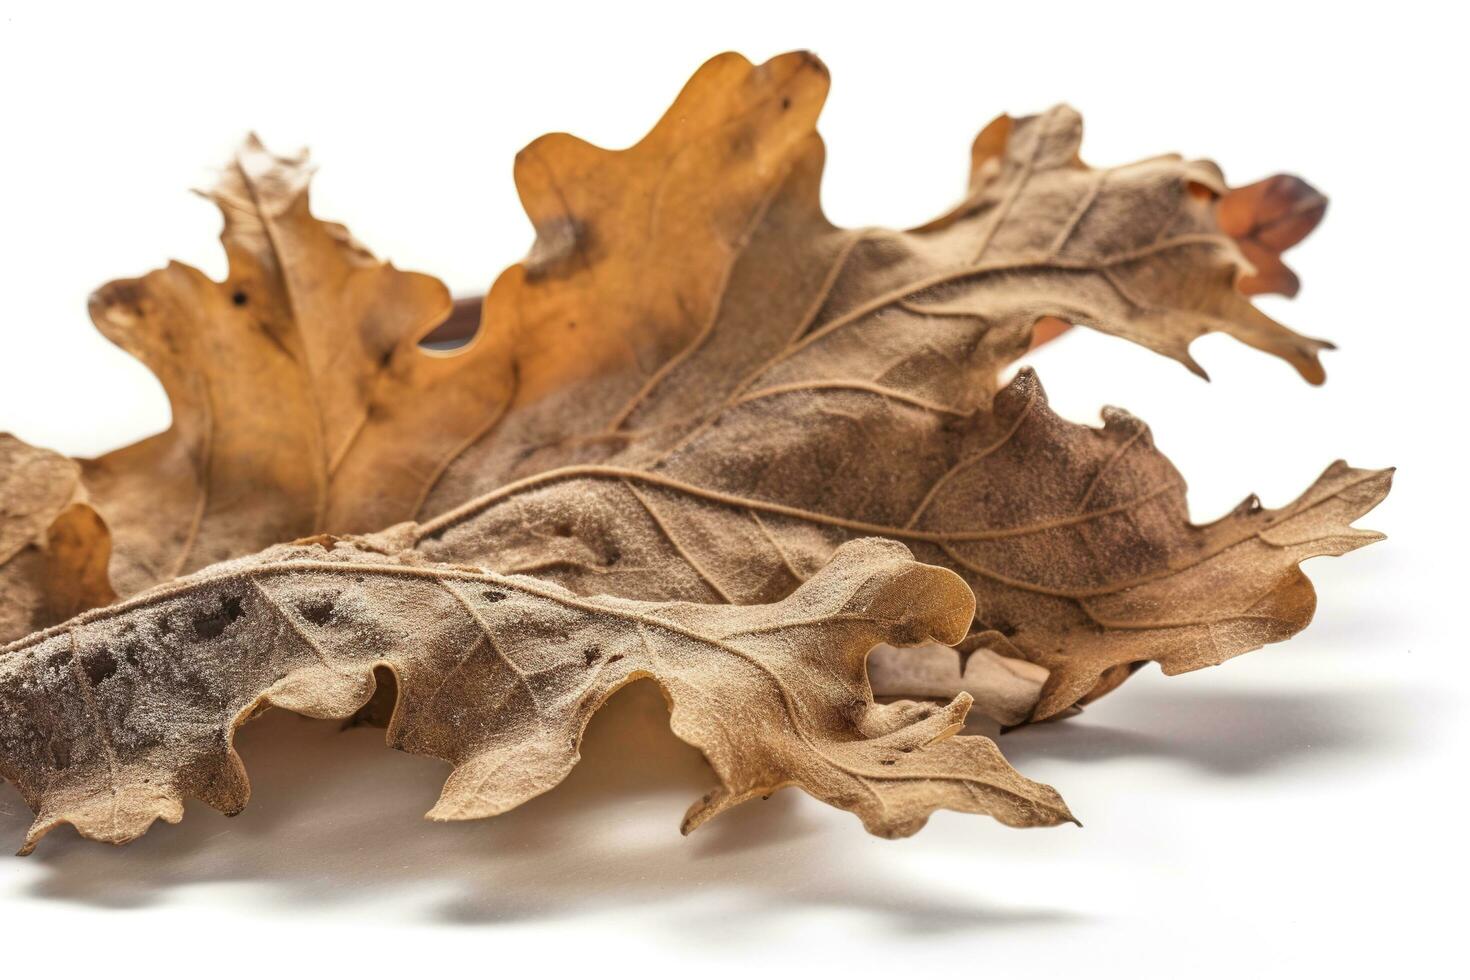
(1, 53, 1328, 645)
(0, 536, 1073, 852)
(0, 52, 1391, 849)
(80, 135, 452, 599)
(1218, 174, 1329, 298)
(3, 54, 1365, 720)
(0, 54, 830, 628)
(366, 54, 1382, 721)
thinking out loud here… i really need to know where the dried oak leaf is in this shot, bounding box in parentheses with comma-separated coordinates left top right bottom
(0, 52, 1391, 847)
(0, 54, 830, 630)
(79, 136, 451, 599)
(1, 53, 1327, 644)
(371, 54, 1384, 721)
(0, 536, 1072, 852)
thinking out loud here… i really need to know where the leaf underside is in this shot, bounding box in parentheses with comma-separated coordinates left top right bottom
(0, 538, 1073, 853)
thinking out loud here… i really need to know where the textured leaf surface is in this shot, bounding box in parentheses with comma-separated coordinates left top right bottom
(0, 537, 1071, 852)
(405, 368, 1389, 721)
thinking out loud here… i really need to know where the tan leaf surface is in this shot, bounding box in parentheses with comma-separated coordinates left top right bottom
(0, 436, 113, 641)
(405, 366, 1389, 722)
(0, 537, 1072, 852)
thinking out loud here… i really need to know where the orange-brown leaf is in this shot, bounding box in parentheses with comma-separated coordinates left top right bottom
(0, 436, 113, 640)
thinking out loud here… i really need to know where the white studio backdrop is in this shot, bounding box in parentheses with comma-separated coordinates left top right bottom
(0, 1, 1464, 976)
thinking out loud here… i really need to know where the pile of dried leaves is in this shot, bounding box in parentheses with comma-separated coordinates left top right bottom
(0, 52, 1390, 854)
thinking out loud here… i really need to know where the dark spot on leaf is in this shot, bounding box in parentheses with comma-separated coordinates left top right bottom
(583, 647, 600, 666)
(298, 598, 335, 626)
(900, 746, 914, 753)
(231, 289, 248, 307)
(193, 594, 244, 641)
(157, 614, 173, 636)
(83, 649, 118, 687)
(483, 589, 506, 603)
(552, 521, 574, 538)
(781, 96, 791, 110)
(880, 758, 897, 766)
(606, 653, 625, 665)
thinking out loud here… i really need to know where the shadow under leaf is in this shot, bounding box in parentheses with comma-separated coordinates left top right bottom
(1, 680, 1075, 932)
(1000, 678, 1414, 776)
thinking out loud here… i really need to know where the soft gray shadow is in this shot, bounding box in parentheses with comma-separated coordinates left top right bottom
(1000, 682, 1416, 775)
(0, 681, 1077, 932)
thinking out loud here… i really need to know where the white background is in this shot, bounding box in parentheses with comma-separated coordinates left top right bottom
(1, 1, 1463, 975)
